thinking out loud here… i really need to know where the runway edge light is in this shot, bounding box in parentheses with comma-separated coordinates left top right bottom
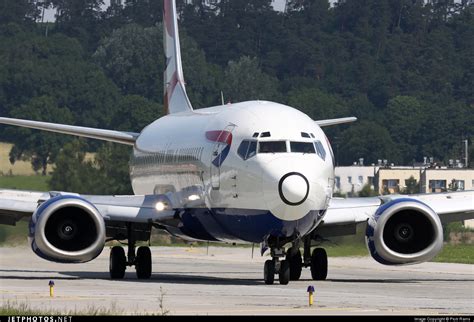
(307, 285, 315, 306)
(49, 280, 55, 297)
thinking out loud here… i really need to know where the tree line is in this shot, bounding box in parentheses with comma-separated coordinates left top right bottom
(0, 0, 472, 194)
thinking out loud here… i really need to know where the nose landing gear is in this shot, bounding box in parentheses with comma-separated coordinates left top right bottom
(263, 248, 290, 285)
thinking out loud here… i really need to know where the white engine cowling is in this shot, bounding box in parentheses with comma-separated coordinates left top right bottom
(366, 198, 443, 265)
(29, 195, 106, 263)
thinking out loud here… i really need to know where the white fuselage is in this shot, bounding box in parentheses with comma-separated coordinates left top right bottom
(130, 101, 335, 243)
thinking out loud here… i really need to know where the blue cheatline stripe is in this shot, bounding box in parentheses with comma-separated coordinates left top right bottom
(173, 208, 322, 243)
(212, 144, 231, 167)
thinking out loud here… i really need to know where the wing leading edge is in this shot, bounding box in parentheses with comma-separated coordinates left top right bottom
(0, 189, 174, 226)
(0, 117, 139, 145)
(315, 117, 358, 127)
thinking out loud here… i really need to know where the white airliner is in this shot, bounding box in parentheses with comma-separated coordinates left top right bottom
(0, 0, 473, 285)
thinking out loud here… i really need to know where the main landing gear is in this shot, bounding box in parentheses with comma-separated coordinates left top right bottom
(109, 223, 152, 280)
(263, 241, 328, 285)
(109, 245, 152, 279)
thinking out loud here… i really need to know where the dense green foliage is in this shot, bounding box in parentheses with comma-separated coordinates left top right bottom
(0, 0, 472, 194)
(0, 175, 50, 190)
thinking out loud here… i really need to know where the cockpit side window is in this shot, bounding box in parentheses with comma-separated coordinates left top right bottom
(247, 141, 257, 159)
(259, 141, 287, 153)
(314, 141, 327, 160)
(290, 142, 316, 154)
(237, 140, 257, 160)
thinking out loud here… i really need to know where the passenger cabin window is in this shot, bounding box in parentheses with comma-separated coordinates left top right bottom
(335, 176, 341, 189)
(290, 142, 315, 154)
(314, 141, 327, 160)
(259, 141, 287, 153)
(237, 140, 257, 160)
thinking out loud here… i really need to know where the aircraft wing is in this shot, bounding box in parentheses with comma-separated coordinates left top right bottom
(0, 189, 176, 226)
(317, 191, 474, 238)
(0, 117, 139, 145)
(315, 117, 358, 127)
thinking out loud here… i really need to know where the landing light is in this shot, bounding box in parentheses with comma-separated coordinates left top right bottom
(155, 202, 166, 212)
(188, 195, 200, 201)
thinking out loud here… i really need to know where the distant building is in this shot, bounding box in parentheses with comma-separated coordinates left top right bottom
(334, 166, 377, 195)
(420, 169, 474, 193)
(375, 167, 422, 194)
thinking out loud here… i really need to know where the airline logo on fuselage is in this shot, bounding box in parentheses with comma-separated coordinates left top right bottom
(206, 130, 233, 167)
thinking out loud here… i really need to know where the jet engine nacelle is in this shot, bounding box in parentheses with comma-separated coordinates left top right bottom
(29, 195, 106, 263)
(366, 198, 443, 265)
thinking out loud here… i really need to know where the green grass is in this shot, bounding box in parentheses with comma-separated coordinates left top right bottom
(324, 243, 369, 257)
(433, 244, 474, 264)
(0, 221, 29, 246)
(0, 175, 49, 246)
(0, 301, 45, 315)
(0, 300, 124, 316)
(323, 242, 474, 263)
(0, 175, 50, 190)
(320, 230, 369, 258)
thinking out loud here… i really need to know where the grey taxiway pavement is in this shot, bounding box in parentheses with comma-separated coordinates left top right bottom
(0, 246, 473, 315)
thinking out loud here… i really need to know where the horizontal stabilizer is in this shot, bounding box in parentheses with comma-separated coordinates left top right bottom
(0, 117, 139, 145)
(315, 117, 358, 127)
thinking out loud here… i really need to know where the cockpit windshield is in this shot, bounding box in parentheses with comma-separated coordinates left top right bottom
(259, 141, 287, 153)
(238, 137, 327, 160)
(290, 142, 315, 154)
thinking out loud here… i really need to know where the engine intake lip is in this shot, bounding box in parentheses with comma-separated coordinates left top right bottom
(34, 197, 105, 263)
(373, 200, 443, 264)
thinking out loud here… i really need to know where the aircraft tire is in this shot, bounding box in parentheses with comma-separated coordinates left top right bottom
(136, 246, 152, 279)
(110, 246, 126, 279)
(279, 260, 290, 285)
(310, 248, 328, 280)
(288, 250, 302, 281)
(264, 260, 275, 285)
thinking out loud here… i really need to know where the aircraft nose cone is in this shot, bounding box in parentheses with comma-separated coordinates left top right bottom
(278, 172, 309, 206)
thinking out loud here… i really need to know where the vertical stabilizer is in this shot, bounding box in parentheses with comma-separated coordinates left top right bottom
(163, 0, 193, 114)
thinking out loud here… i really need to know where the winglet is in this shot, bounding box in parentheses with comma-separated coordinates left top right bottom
(163, 0, 193, 115)
(315, 117, 358, 127)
